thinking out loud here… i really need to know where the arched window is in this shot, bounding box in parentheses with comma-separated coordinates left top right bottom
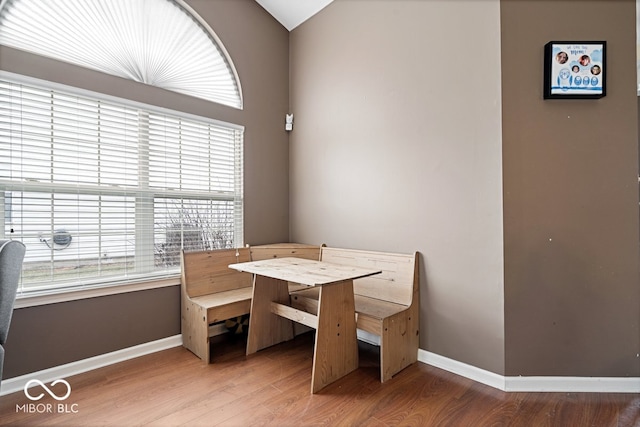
(0, 0, 244, 297)
(0, 0, 243, 109)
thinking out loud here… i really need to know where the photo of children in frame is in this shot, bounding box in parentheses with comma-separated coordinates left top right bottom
(545, 41, 605, 98)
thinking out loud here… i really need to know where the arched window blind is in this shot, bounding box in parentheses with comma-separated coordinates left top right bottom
(0, 75, 244, 295)
(0, 0, 243, 109)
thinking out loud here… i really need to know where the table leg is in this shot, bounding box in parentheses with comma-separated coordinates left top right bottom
(311, 279, 358, 394)
(246, 275, 294, 355)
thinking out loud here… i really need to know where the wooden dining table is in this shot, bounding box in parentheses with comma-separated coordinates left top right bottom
(228, 257, 381, 393)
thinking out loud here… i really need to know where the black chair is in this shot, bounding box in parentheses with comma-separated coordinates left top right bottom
(0, 240, 26, 386)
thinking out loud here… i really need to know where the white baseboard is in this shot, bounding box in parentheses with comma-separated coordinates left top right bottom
(504, 376, 640, 393)
(356, 329, 380, 346)
(3, 337, 637, 397)
(0, 335, 182, 397)
(418, 349, 506, 390)
(418, 349, 640, 393)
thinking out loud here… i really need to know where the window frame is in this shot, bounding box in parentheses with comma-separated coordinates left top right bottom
(0, 71, 245, 306)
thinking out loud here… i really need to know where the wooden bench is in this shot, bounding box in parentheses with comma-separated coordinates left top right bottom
(249, 242, 322, 262)
(181, 247, 253, 363)
(290, 247, 419, 382)
(181, 243, 323, 363)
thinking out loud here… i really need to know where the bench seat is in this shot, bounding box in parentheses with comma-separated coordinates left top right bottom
(191, 287, 253, 323)
(181, 244, 323, 363)
(291, 288, 407, 333)
(181, 248, 253, 363)
(290, 246, 419, 382)
(180, 242, 418, 380)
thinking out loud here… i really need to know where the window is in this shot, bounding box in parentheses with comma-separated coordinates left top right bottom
(0, 75, 244, 295)
(0, 0, 242, 108)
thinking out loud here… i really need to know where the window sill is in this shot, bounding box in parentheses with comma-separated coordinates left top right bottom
(14, 276, 181, 309)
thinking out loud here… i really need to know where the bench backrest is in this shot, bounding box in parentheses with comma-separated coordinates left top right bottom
(181, 247, 252, 298)
(321, 247, 418, 306)
(249, 243, 322, 261)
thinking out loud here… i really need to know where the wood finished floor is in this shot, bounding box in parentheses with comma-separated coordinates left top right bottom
(1, 333, 639, 427)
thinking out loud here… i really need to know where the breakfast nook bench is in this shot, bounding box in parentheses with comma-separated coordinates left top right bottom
(180, 244, 322, 363)
(290, 246, 420, 382)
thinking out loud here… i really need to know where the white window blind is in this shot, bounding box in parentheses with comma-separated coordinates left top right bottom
(0, 0, 243, 109)
(0, 77, 244, 295)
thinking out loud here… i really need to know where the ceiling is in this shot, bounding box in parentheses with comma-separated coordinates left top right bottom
(255, 0, 334, 31)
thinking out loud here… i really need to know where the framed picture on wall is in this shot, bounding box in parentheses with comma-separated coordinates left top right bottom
(543, 41, 606, 99)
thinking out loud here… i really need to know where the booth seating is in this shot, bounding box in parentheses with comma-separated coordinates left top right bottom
(180, 244, 321, 363)
(180, 243, 419, 383)
(290, 247, 420, 382)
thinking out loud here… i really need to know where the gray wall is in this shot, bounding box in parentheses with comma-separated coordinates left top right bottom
(501, 0, 640, 377)
(289, 0, 506, 374)
(290, 0, 640, 377)
(4, 0, 639, 381)
(5, 287, 180, 376)
(2, 0, 291, 379)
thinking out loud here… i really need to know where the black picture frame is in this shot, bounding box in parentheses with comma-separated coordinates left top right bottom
(543, 41, 606, 99)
